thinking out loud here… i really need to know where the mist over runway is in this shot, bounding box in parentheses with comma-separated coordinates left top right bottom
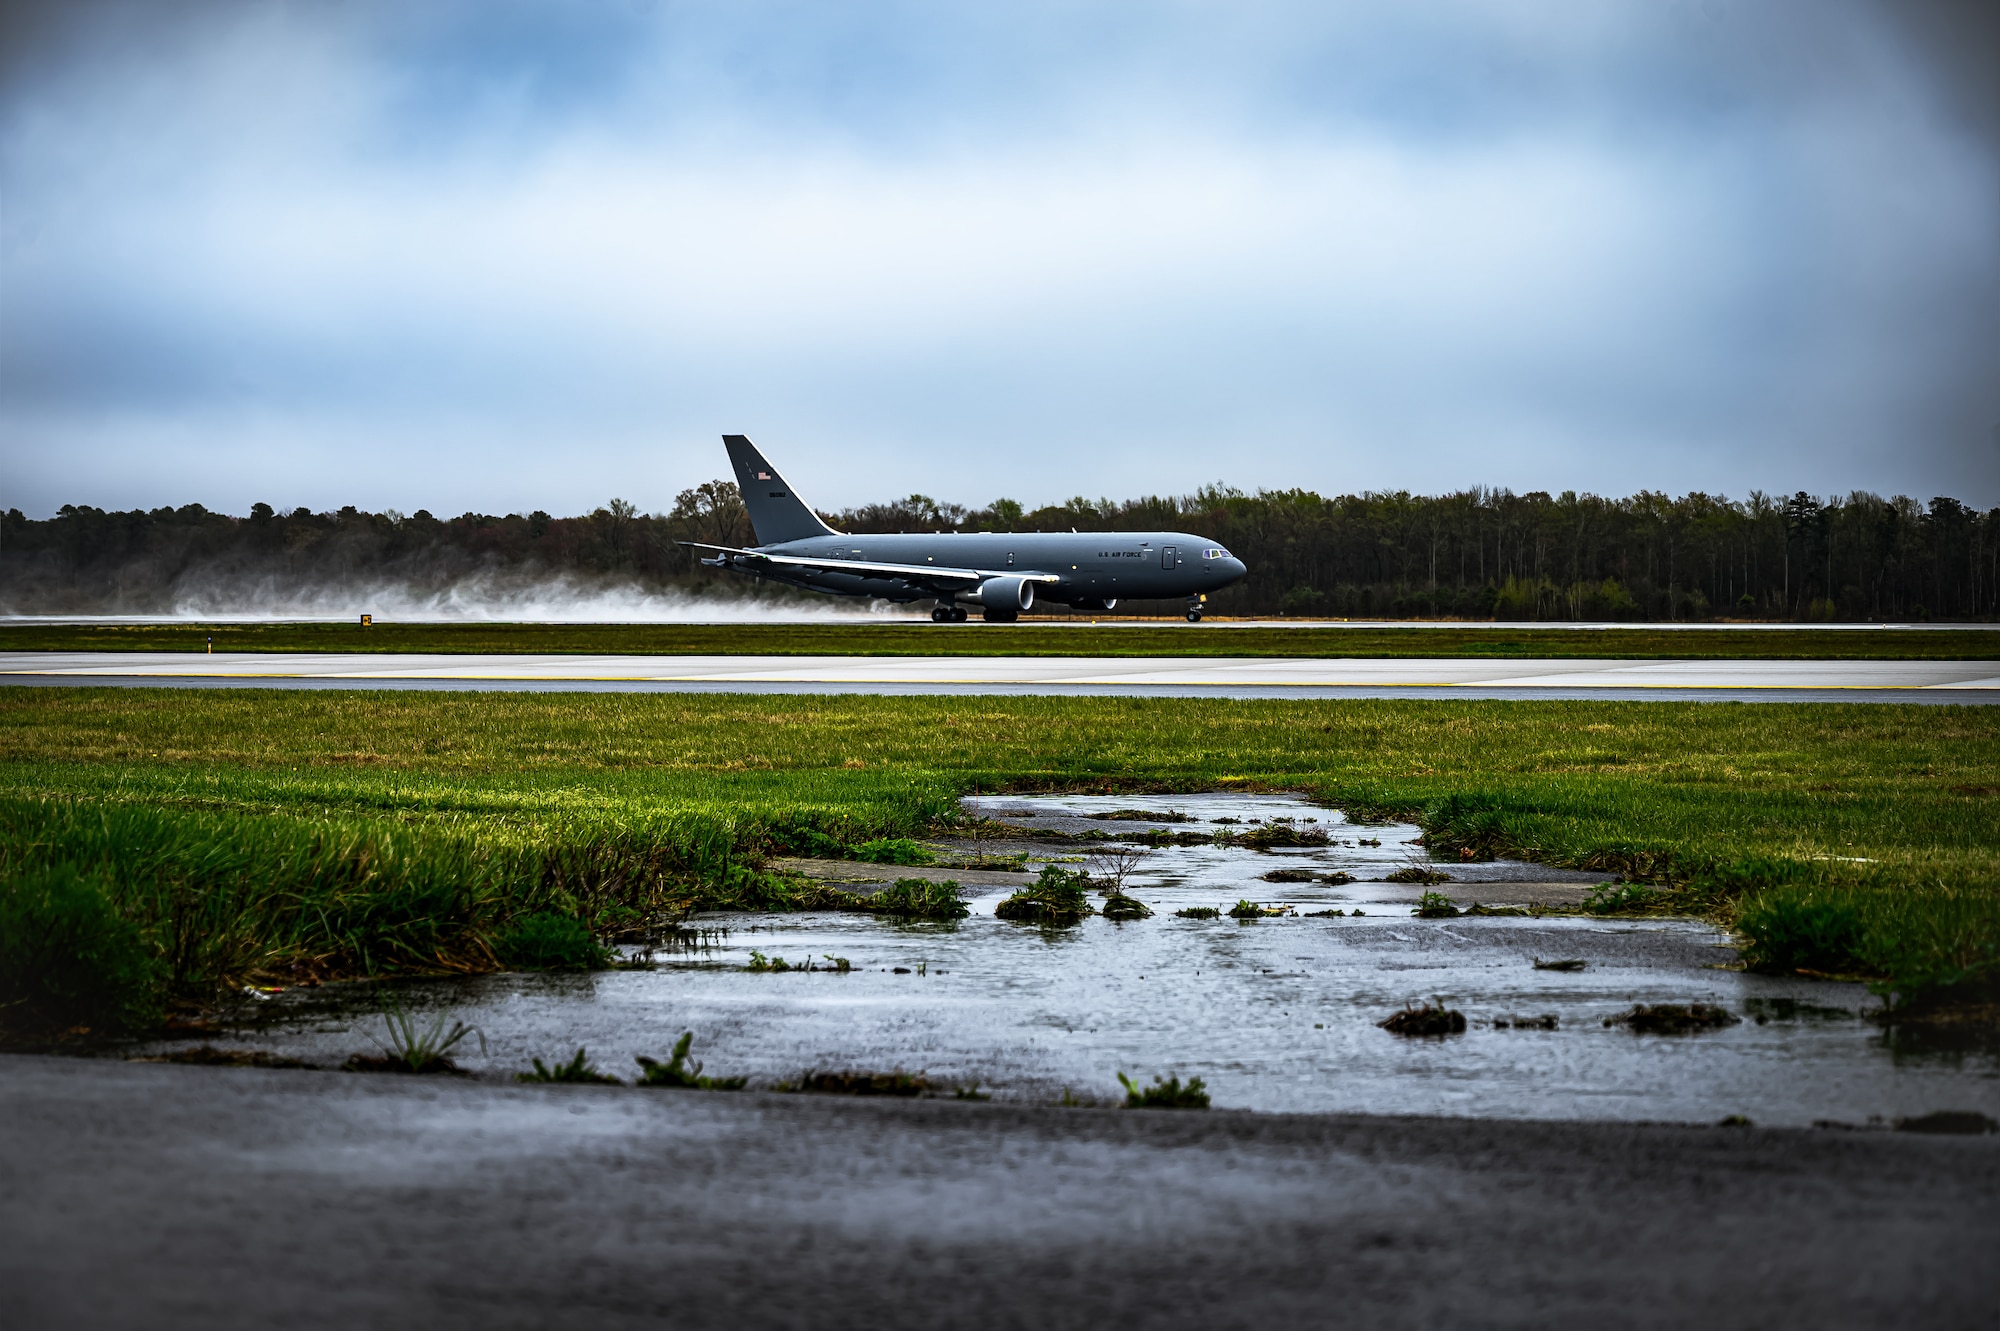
(5, 651, 1997, 704)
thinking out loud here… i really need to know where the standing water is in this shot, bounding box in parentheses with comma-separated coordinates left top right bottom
(172, 793, 1997, 1126)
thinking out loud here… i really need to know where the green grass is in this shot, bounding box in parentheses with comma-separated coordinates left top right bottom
(493, 911, 612, 970)
(0, 686, 1996, 1025)
(864, 878, 970, 920)
(0, 864, 159, 1038)
(1118, 1072, 1211, 1109)
(635, 1032, 749, 1090)
(516, 1047, 620, 1084)
(3, 621, 1997, 659)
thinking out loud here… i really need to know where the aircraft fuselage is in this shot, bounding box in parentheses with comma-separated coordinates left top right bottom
(749, 529, 1245, 609)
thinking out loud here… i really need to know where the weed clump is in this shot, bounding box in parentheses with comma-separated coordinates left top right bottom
(1386, 867, 1453, 886)
(863, 878, 970, 920)
(1380, 1000, 1467, 1036)
(1320, 871, 1355, 885)
(1534, 957, 1588, 971)
(1584, 881, 1662, 914)
(1100, 893, 1153, 921)
(635, 1032, 747, 1090)
(1260, 868, 1317, 883)
(1228, 899, 1288, 918)
(1088, 809, 1192, 823)
(494, 911, 612, 971)
(850, 838, 934, 866)
(517, 1047, 620, 1084)
(1735, 889, 1865, 977)
(1237, 823, 1331, 851)
(346, 995, 482, 1074)
(1412, 891, 1460, 918)
(1118, 1071, 1210, 1109)
(1175, 906, 1221, 919)
(0, 864, 159, 1040)
(995, 865, 1094, 926)
(1605, 1003, 1741, 1033)
(790, 1069, 930, 1096)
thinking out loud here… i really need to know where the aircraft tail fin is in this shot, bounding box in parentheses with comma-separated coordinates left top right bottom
(722, 435, 838, 546)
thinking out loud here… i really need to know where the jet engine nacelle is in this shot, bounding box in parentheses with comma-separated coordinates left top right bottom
(975, 576, 1036, 612)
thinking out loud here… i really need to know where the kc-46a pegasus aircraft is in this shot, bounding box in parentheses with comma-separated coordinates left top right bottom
(684, 436, 1247, 621)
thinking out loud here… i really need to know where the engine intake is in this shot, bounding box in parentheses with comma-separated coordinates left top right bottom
(977, 576, 1036, 612)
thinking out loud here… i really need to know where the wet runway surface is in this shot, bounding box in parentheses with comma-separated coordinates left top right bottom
(5, 650, 1999, 702)
(4, 1055, 1996, 1330)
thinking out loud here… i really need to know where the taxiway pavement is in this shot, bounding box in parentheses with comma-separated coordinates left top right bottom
(2, 1055, 1994, 1330)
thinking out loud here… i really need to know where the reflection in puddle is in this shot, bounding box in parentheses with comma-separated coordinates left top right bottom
(155, 792, 1999, 1127)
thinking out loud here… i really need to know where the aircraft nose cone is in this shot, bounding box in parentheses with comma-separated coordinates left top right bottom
(1224, 557, 1247, 581)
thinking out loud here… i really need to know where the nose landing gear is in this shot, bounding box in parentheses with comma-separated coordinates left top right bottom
(1185, 594, 1207, 623)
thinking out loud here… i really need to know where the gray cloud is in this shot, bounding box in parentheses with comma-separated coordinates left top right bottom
(2, 0, 1995, 517)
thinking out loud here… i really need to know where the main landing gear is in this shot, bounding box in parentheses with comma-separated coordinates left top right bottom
(931, 604, 969, 623)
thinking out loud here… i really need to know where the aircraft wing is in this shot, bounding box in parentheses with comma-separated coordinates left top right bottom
(678, 542, 1060, 586)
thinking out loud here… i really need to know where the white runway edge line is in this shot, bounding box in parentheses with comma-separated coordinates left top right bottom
(4, 652, 1999, 690)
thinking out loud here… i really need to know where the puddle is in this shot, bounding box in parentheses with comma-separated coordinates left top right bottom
(146, 793, 2000, 1127)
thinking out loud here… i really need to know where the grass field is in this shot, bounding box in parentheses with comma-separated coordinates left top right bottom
(4, 620, 1998, 659)
(1, 686, 1995, 1035)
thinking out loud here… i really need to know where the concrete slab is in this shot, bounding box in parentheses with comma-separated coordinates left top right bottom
(2, 1055, 1994, 1330)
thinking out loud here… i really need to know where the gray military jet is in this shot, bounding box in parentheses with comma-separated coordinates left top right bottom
(684, 435, 1247, 621)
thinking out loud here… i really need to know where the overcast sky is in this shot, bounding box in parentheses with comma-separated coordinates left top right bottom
(4, 0, 1997, 519)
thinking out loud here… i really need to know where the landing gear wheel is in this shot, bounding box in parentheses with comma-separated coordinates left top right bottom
(1185, 609, 1203, 623)
(951, 607, 968, 622)
(931, 606, 952, 622)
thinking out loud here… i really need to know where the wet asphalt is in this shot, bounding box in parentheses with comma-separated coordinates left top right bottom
(3, 1053, 1995, 1330)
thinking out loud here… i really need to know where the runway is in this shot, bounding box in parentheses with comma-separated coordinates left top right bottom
(3, 651, 1998, 702)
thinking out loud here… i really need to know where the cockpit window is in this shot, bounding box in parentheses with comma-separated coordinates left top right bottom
(1203, 547, 1229, 560)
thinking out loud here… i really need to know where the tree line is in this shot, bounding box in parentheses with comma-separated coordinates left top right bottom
(3, 481, 1994, 620)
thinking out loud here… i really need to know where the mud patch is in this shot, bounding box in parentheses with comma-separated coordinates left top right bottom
(790, 1070, 932, 1097)
(135, 1045, 313, 1068)
(1606, 1003, 1742, 1034)
(1381, 1002, 1467, 1037)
